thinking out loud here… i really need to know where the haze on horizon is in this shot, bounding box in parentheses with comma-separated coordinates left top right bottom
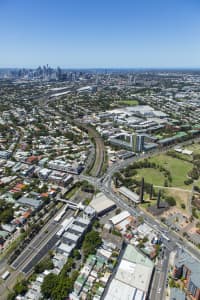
(0, 0, 200, 69)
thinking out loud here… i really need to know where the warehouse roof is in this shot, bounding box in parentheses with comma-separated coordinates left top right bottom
(90, 193, 116, 215)
(104, 279, 144, 300)
(115, 260, 153, 292)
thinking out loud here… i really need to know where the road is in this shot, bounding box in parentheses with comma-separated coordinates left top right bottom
(149, 248, 170, 300)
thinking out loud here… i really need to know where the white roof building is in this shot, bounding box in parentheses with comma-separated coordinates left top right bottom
(109, 211, 130, 226)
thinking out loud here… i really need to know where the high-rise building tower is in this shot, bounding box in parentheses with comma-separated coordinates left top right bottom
(132, 134, 145, 152)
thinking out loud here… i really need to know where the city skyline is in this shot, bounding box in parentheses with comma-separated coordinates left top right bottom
(0, 0, 200, 68)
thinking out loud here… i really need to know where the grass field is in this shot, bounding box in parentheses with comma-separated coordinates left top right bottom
(134, 168, 166, 186)
(168, 151, 193, 162)
(117, 99, 139, 106)
(132, 154, 193, 189)
(165, 188, 191, 210)
(148, 154, 193, 189)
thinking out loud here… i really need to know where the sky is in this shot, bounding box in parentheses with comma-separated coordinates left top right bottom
(0, 0, 200, 68)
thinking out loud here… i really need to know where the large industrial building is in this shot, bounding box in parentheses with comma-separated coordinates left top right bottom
(104, 244, 154, 300)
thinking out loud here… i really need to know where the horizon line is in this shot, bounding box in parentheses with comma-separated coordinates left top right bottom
(1, 66, 200, 70)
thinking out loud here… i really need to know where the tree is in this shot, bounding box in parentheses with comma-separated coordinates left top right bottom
(192, 208, 198, 219)
(138, 216, 144, 223)
(165, 196, 176, 206)
(34, 257, 54, 273)
(7, 292, 15, 300)
(115, 208, 121, 215)
(14, 280, 28, 296)
(1, 208, 14, 223)
(41, 273, 58, 299)
(51, 277, 73, 300)
(72, 249, 81, 260)
(164, 179, 168, 187)
(181, 203, 186, 209)
(82, 230, 102, 257)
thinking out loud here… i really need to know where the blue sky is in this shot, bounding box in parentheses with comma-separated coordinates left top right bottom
(0, 0, 200, 68)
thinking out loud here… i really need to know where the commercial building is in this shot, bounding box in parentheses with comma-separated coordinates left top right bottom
(104, 244, 154, 300)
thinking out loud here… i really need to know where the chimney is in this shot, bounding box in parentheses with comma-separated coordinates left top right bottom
(157, 190, 161, 209)
(140, 177, 144, 203)
(149, 184, 153, 200)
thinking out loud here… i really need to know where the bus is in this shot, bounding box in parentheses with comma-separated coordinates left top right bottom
(1, 271, 10, 280)
(162, 234, 170, 242)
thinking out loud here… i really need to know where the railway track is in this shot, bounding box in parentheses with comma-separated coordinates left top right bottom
(78, 123, 106, 177)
